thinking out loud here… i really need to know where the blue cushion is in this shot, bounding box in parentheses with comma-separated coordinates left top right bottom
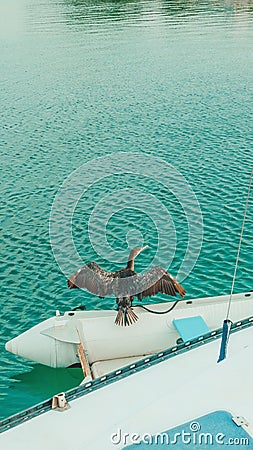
(173, 316, 210, 342)
(124, 410, 253, 448)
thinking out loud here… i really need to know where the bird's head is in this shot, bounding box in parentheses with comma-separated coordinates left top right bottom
(128, 245, 149, 262)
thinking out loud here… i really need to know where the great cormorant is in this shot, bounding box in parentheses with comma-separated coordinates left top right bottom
(68, 246, 185, 326)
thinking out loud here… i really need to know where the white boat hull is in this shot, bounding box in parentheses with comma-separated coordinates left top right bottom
(5, 291, 253, 377)
(1, 321, 253, 449)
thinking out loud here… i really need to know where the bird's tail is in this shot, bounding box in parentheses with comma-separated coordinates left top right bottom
(115, 306, 139, 327)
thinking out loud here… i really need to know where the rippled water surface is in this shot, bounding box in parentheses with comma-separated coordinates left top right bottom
(1, 0, 253, 419)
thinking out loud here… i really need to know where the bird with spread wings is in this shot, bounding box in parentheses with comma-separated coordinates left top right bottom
(68, 246, 185, 326)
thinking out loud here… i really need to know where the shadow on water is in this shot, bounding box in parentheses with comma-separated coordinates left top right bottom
(63, 0, 143, 24)
(63, 0, 196, 20)
(64, 0, 253, 17)
(58, 0, 253, 30)
(0, 365, 83, 420)
(25, 0, 253, 32)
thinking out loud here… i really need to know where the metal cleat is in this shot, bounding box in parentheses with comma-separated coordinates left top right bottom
(52, 392, 70, 412)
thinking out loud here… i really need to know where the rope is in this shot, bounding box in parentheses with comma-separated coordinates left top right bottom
(133, 300, 180, 315)
(226, 168, 253, 320)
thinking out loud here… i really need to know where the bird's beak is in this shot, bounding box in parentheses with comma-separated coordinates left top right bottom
(141, 245, 149, 252)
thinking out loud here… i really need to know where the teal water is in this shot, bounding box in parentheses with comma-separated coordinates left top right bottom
(0, 0, 253, 420)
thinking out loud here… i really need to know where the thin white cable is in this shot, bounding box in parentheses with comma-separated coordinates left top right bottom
(226, 167, 253, 320)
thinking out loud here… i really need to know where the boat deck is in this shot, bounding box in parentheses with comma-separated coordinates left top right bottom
(1, 316, 253, 449)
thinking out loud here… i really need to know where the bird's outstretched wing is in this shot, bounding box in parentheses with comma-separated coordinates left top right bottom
(67, 262, 114, 297)
(134, 266, 186, 300)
